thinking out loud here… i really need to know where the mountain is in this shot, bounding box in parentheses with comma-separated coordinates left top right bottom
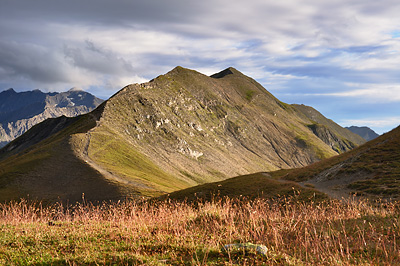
(0, 67, 365, 202)
(292, 104, 365, 153)
(0, 88, 103, 147)
(167, 125, 400, 201)
(346, 126, 379, 141)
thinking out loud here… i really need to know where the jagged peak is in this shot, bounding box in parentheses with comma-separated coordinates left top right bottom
(1, 88, 16, 94)
(5, 88, 16, 92)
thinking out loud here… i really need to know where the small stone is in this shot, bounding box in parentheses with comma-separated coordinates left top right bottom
(222, 243, 269, 257)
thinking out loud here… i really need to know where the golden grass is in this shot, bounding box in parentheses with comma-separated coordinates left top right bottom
(1, 196, 399, 265)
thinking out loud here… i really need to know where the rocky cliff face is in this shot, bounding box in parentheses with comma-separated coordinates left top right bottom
(0, 88, 103, 147)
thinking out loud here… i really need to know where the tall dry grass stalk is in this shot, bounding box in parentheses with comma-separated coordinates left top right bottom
(0, 197, 399, 265)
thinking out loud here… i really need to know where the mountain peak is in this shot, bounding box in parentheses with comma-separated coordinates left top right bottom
(346, 126, 379, 141)
(2, 88, 16, 94)
(0, 66, 367, 202)
(211, 67, 239, 79)
(0, 88, 103, 148)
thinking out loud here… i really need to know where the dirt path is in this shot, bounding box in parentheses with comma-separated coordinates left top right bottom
(260, 172, 355, 200)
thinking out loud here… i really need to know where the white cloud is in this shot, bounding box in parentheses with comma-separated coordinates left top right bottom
(1, 0, 400, 123)
(325, 83, 400, 102)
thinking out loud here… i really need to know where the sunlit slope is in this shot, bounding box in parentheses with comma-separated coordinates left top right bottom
(84, 66, 350, 187)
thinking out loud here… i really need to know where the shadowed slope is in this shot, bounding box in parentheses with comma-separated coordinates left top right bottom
(0, 114, 132, 203)
(162, 172, 328, 202)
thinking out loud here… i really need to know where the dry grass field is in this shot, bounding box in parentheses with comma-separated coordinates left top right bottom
(1, 195, 399, 265)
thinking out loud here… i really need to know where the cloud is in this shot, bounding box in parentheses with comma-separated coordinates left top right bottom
(63, 40, 135, 76)
(0, 40, 65, 83)
(1, 0, 400, 131)
(325, 84, 400, 102)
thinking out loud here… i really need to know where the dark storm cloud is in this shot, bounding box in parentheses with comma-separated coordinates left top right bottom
(0, 0, 205, 29)
(63, 40, 135, 76)
(0, 40, 69, 83)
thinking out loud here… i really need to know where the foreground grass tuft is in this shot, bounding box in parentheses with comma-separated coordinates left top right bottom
(1, 197, 400, 265)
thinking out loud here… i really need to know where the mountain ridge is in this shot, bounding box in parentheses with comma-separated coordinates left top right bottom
(0, 67, 366, 202)
(0, 89, 103, 147)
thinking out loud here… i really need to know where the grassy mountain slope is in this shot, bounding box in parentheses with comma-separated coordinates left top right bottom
(168, 125, 399, 201)
(71, 66, 344, 192)
(162, 172, 328, 202)
(0, 67, 365, 202)
(274, 125, 400, 199)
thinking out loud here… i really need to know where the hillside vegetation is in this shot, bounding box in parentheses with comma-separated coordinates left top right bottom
(162, 172, 328, 202)
(1, 197, 399, 265)
(168, 124, 400, 201)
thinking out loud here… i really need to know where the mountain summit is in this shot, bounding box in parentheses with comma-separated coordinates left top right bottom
(346, 126, 379, 141)
(0, 67, 364, 202)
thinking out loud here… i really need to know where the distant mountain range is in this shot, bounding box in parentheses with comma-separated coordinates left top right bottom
(0, 67, 366, 202)
(345, 126, 379, 141)
(0, 88, 103, 147)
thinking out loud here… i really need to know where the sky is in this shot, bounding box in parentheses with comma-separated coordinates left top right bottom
(1, 0, 400, 134)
